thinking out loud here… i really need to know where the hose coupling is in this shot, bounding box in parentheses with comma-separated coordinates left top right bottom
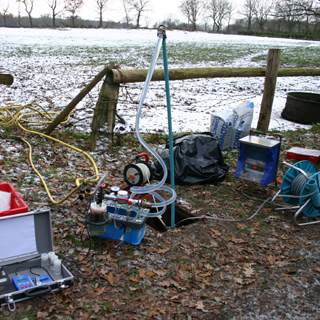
(157, 25, 167, 39)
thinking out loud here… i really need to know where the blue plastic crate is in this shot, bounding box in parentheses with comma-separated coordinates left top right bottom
(94, 222, 146, 245)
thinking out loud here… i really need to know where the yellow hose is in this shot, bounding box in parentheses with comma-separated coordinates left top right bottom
(0, 103, 100, 204)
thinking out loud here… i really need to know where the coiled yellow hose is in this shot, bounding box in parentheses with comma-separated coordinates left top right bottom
(0, 103, 100, 204)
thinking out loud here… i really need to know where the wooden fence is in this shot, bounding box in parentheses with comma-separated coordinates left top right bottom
(29, 50, 320, 151)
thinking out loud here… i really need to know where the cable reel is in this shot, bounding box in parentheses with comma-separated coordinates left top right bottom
(124, 153, 154, 187)
(280, 160, 318, 206)
(272, 160, 320, 226)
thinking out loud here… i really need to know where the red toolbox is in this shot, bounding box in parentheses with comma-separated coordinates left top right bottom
(0, 183, 28, 217)
(286, 147, 320, 163)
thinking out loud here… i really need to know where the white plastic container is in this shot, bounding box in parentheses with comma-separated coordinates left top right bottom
(231, 101, 254, 148)
(53, 259, 62, 276)
(210, 109, 235, 150)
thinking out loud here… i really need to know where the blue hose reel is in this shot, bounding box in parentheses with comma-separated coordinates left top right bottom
(271, 160, 320, 226)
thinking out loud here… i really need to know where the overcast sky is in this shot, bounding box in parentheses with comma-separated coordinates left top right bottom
(5, 0, 243, 27)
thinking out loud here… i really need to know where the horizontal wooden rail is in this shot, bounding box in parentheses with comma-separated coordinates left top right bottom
(111, 67, 320, 84)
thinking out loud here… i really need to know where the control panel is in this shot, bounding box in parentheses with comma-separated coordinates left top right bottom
(12, 274, 35, 291)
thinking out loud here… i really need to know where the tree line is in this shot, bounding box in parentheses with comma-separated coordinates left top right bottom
(178, 0, 320, 34)
(0, 0, 320, 38)
(0, 0, 151, 28)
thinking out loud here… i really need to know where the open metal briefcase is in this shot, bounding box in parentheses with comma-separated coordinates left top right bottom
(0, 209, 74, 311)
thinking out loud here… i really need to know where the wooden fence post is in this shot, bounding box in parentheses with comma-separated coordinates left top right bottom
(0, 74, 13, 85)
(89, 71, 119, 152)
(257, 49, 281, 132)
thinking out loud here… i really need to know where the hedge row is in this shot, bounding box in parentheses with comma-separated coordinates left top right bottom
(238, 30, 320, 40)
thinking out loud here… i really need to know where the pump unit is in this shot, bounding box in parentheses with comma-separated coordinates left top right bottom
(86, 185, 151, 245)
(86, 26, 176, 243)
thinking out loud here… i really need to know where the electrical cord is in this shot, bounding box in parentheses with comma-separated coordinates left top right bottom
(174, 195, 271, 228)
(175, 178, 320, 228)
(0, 103, 100, 204)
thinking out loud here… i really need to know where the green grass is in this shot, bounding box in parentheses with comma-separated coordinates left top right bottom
(127, 268, 138, 275)
(64, 232, 82, 246)
(166, 42, 261, 65)
(0, 126, 14, 139)
(3, 40, 320, 68)
(252, 46, 320, 67)
(72, 132, 90, 139)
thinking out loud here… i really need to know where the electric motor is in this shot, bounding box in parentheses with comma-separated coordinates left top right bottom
(124, 161, 153, 187)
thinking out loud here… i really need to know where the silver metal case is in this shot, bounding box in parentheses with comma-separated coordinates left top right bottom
(0, 209, 74, 311)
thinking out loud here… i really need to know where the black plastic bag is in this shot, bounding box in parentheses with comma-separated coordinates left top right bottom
(152, 132, 229, 185)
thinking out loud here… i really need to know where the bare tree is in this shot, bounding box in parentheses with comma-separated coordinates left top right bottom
(64, 0, 84, 27)
(226, 1, 234, 33)
(20, 0, 35, 27)
(254, 0, 273, 31)
(240, 0, 257, 31)
(127, 0, 150, 28)
(289, 0, 320, 30)
(95, 0, 109, 28)
(274, 0, 300, 32)
(121, 0, 132, 28)
(160, 14, 182, 29)
(206, 0, 230, 32)
(291, 0, 320, 16)
(179, 0, 203, 31)
(16, 0, 22, 26)
(47, 0, 65, 27)
(1, 0, 10, 27)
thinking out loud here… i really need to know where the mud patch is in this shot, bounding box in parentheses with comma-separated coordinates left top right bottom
(147, 204, 197, 232)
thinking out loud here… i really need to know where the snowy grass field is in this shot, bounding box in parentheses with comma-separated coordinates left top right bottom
(1, 27, 320, 134)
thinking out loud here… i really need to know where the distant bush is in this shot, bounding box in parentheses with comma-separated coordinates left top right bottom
(238, 30, 320, 41)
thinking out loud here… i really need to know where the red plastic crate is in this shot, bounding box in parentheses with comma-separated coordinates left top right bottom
(0, 183, 28, 217)
(286, 147, 320, 164)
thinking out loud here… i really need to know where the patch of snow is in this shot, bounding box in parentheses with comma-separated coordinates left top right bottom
(1, 28, 320, 136)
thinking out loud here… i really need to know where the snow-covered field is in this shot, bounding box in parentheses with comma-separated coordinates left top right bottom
(1, 27, 320, 134)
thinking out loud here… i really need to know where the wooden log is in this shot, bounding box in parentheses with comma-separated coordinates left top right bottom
(257, 49, 281, 132)
(277, 68, 320, 77)
(0, 74, 13, 85)
(89, 72, 119, 152)
(111, 67, 320, 84)
(45, 65, 113, 135)
(112, 68, 266, 83)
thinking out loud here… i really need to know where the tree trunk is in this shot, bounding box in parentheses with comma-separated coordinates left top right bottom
(257, 49, 281, 132)
(99, 11, 103, 28)
(28, 13, 33, 27)
(89, 74, 119, 152)
(136, 12, 141, 28)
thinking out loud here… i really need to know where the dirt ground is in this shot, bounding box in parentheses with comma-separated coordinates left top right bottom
(1, 127, 320, 320)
